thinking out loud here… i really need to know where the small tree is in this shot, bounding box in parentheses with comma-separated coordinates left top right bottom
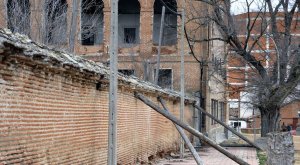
(188, 0, 300, 136)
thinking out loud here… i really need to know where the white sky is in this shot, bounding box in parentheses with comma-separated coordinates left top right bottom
(231, 0, 281, 15)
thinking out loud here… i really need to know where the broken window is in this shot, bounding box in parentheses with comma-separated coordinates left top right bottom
(6, 0, 31, 36)
(155, 69, 172, 89)
(118, 0, 140, 47)
(119, 69, 135, 76)
(124, 28, 136, 44)
(81, 0, 104, 45)
(44, 0, 68, 44)
(153, 0, 177, 46)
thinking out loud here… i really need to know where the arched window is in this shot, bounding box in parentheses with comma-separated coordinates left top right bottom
(153, 0, 177, 45)
(6, 0, 31, 35)
(44, 0, 68, 44)
(81, 0, 104, 45)
(118, 0, 140, 47)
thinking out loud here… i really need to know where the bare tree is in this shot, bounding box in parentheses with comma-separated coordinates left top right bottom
(187, 0, 300, 136)
(43, 0, 68, 45)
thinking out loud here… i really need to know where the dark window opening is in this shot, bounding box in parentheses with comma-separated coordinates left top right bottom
(153, 0, 177, 46)
(44, 0, 68, 44)
(81, 0, 104, 45)
(124, 28, 136, 44)
(211, 99, 218, 125)
(155, 69, 172, 89)
(7, 0, 31, 36)
(81, 26, 95, 45)
(233, 122, 241, 128)
(119, 69, 135, 76)
(118, 0, 140, 46)
(197, 93, 206, 132)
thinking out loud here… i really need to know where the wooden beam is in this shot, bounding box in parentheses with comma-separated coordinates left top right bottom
(193, 104, 262, 150)
(158, 97, 204, 165)
(134, 92, 249, 165)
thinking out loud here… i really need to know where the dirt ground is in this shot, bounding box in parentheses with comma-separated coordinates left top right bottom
(155, 147, 259, 165)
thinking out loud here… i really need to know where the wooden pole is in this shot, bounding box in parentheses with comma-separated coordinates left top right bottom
(158, 97, 204, 165)
(134, 92, 250, 165)
(193, 104, 262, 150)
(154, 6, 165, 85)
(179, 9, 185, 159)
(107, 0, 118, 164)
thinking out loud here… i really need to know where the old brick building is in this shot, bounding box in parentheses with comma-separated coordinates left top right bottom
(0, 0, 229, 153)
(249, 101, 300, 130)
(227, 12, 300, 126)
(0, 28, 198, 164)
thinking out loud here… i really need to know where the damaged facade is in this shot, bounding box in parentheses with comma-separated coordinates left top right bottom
(0, 0, 229, 158)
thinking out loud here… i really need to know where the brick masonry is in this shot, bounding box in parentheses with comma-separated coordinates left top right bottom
(0, 30, 194, 164)
(0, 0, 229, 148)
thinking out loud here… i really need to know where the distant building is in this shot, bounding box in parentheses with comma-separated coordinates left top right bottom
(227, 12, 300, 125)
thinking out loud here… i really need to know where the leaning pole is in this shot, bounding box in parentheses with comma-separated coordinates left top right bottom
(134, 92, 250, 165)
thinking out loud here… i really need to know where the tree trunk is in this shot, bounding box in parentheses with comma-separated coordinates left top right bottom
(260, 107, 281, 137)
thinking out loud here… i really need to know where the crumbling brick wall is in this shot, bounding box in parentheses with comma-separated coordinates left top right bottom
(0, 30, 194, 164)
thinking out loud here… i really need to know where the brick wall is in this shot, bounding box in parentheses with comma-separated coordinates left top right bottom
(0, 33, 194, 164)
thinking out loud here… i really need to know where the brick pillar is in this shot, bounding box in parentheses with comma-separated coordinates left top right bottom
(29, 0, 45, 42)
(103, 6, 111, 56)
(139, 7, 153, 58)
(65, 0, 73, 49)
(0, 1, 6, 29)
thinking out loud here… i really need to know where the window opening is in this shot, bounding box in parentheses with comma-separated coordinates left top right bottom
(211, 99, 218, 125)
(124, 28, 136, 44)
(155, 69, 172, 89)
(153, 0, 177, 45)
(6, 0, 31, 35)
(81, 0, 104, 45)
(44, 0, 68, 44)
(119, 69, 135, 76)
(118, 0, 140, 47)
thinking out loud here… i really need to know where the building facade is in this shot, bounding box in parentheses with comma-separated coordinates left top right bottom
(0, 0, 228, 142)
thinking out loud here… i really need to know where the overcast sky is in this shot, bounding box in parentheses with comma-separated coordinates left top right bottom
(231, 0, 263, 14)
(231, 0, 282, 15)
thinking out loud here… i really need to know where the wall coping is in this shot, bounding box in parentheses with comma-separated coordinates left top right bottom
(0, 28, 195, 103)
